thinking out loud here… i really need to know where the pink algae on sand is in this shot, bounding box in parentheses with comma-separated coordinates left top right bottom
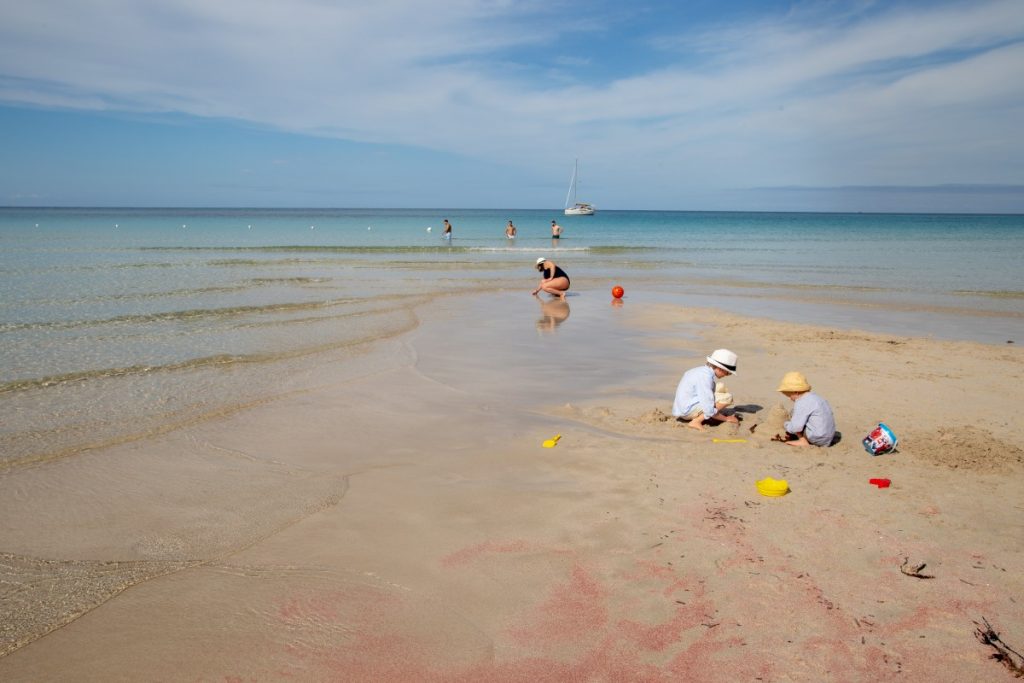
(276, 586, 401, 626)
(440, 539, 536, 568)
(413, 525, 1008, 682)
(618, 603, 710, 652)
(277, 592, 343, 624)
(508, 564, 609, 646)
(271, 538, 780, 682)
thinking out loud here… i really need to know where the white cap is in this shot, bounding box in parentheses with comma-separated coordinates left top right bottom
(536, 257, 547, 265)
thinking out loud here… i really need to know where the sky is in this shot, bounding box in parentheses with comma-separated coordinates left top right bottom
(1, 0, 1023, 212)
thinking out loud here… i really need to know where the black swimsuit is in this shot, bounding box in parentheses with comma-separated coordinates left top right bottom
(548, 265, 570, 285)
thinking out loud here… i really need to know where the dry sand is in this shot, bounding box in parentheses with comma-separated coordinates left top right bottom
(1, 291, 1023, 681)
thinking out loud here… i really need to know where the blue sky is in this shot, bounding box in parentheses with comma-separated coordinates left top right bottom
(1, 0, 1023, 211)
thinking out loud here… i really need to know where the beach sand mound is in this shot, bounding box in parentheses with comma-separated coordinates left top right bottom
(909, 426, 1024, 472)
(764, 403, 790, 433)
(552, 403, 615, 422)
(627, 407, 673, 425)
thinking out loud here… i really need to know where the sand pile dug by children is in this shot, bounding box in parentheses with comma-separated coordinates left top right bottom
(908, 426, 1024, 472)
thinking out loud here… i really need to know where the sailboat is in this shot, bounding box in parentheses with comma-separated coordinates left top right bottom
(563, 159, 596, 216)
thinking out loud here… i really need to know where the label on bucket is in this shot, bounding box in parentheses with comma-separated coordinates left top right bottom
(863, 423, 898, 456)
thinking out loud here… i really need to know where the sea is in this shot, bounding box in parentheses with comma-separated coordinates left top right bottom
(2, 207, 1022, 467)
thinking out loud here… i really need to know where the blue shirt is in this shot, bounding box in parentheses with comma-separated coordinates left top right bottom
(785, 392, 836, 446)
(673, 365, 718, 419)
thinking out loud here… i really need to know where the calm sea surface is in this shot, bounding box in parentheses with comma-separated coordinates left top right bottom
(2, 207, 1022, 466)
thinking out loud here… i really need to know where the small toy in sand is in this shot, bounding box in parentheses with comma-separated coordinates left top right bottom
(612, 285, 624, 299)
(756, 477, 789, 497)
(542, 434, 562, 448)
(713, 438, 747, 443)
(869, 478, 891, 488)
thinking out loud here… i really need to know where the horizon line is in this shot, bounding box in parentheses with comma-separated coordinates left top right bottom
(1, 205, 1023, 217)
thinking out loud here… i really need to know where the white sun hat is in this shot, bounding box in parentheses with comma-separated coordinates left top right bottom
(536, 257, 547, 265)
(706, 349, 738, 374)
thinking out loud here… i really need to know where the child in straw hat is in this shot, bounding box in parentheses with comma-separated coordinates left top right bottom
(773, 371, 836, 447)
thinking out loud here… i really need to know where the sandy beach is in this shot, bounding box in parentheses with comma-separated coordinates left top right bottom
(2, 288, 1023, 681)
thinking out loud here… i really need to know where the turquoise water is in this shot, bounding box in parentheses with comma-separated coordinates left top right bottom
(2, 207, 1022, 466)
(3, 207, 1022, 292)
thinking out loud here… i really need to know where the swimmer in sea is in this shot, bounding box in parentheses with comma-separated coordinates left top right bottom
(551, 220, 562, 240)
(531, 257, 570, 300)
(506, 220, 517, 239)
(442, 219, 452, 239)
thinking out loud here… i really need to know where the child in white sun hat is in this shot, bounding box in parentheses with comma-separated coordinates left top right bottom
(772, 371, 836, 447)
(672, 349, 740, 431)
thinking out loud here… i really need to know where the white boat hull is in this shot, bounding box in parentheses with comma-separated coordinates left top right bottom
(564, 203, 595, 216)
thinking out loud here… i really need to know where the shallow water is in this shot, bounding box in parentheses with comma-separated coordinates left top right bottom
(1, 207, 1021, 466)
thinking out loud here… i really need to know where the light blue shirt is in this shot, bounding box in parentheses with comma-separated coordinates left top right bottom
(673, 365, 718, 419)
(785, 392, 836, 446)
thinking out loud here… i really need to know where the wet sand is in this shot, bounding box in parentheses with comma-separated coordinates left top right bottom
(1, 290, 1023, 681)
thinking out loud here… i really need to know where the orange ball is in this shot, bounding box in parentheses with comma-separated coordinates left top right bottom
(612, 285, 624, 299)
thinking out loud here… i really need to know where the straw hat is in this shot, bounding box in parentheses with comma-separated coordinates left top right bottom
(706, 349, 738, 374)
(777, 371, 811, 393)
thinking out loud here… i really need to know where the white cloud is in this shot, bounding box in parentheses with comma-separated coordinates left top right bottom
(1, 0, 1022, 206)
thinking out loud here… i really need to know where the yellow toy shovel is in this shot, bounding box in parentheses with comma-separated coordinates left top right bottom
(542, 434, 562, 448)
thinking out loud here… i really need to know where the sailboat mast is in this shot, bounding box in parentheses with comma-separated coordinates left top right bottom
(564, 159, 578, 209)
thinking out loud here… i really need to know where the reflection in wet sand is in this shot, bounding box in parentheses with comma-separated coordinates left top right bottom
(536, 297, 570, 333)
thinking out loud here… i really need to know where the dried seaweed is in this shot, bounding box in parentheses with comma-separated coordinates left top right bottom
(975, 617, 1024, 677)
(899, 557, 935, 579)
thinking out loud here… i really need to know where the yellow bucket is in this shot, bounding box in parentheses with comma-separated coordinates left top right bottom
(756, 477, 789, 497)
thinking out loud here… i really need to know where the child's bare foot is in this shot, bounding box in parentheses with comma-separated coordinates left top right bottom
(687, 418, 706, 431)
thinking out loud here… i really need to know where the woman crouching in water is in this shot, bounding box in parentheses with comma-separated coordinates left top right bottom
(532, 257, 570, 300)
